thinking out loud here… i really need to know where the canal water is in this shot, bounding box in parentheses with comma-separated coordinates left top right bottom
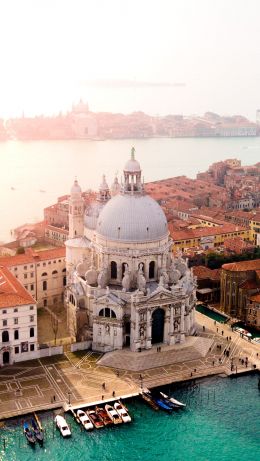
(196, 304, 228, 324)
(0, 374, 259, 461)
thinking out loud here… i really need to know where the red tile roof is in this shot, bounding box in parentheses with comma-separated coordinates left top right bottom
(0, 247, 65, 267)
(249, 293, 260, 303)
(0, 266, 36, 308)
(222, 259, 260, 272)
(193, 266, 220, 281)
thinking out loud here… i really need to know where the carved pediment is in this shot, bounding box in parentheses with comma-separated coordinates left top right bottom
(94, 293, 126, 307)
(146, 286, 173, 303)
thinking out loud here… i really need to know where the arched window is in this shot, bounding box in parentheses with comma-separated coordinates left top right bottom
(30, 327, 34, 337)
(99, 308, 116, 319)
(2, 330, 9, 342)
(111, 261, 117, 279)
(138, 262, 145, 271)
(14, 330, 19, 340)
(42, 272, 47, 277)
(52, 270, 58, 275)
(63, 276, 66, 286)
(122, 263, 127, 277)
(43, 280, 47, 291)
(149, 261, 155, 279)
(69, 294, 75, 306)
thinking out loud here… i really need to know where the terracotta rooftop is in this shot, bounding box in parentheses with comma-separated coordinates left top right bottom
(169, 223, 247, 240)
(249, 293, 260, 303)
(193, 266, 220, 281)
(222, 259, 260, 272)
(0, 247, 65, 267)
(0, 266, 36, 308)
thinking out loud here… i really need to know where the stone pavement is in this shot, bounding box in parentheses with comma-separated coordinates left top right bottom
(98, 336, 213, 371)
(0, 311, 259, 421)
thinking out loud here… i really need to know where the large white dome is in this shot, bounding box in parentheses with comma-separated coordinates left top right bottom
(96, 194, 168, 242)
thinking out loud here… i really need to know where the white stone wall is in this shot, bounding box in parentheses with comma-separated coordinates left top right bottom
(0, 303, 38, 366)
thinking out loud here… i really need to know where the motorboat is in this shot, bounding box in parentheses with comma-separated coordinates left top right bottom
(105, 404, 123, 424)
(76, 409, 94, 431)
(252, 337, 260, 344)
(55, 415, 71, 437)
(23, 422, 36, 446)
(87, 409, 104, 428)
(31, 418, 44, 445)
(160, 392, 186, 408)
(114, 401, 131, 423)
(95, 406, 113, 426)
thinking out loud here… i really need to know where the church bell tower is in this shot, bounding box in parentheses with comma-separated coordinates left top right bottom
(69, 179, 84, 238)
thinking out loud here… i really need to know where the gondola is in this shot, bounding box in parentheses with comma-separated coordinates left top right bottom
(160, 392, 186, 408)
(31, 419, 44, 445)
(23, 422, 36, 446)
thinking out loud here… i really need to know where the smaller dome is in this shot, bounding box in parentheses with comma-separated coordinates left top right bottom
(71, 179, 82, 196)
(124, 147, 141, 172)
(99, 175, 109, 191)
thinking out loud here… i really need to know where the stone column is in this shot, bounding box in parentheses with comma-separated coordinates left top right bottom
(146, 309, 152, 349)
(164, 306, 170, 344)
(169, 305, 175, 345)
(180, 302, 185, 342)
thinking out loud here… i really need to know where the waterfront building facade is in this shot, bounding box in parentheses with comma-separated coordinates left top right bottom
(0, 266, 37, 366)
(0, 248, 66, 308)
(220, 259, 260, 323)
(65, 149, 197, 352)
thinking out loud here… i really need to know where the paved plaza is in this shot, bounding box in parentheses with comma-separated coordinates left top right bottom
(0, 311, 259, 420)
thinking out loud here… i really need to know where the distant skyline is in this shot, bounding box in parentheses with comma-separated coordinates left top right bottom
(1, 0, 260, 119)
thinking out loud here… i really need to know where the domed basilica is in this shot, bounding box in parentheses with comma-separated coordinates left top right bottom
(65, 148, 196, 352)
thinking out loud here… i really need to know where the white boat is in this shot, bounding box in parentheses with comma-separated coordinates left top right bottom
(105, 404, 122, 424)
(114, 401, 131, 423)
(160, 392, 186, 408)
(76, 409, 94, 431)
(55, 415, 71, 437)
(252, 337, 260, 344)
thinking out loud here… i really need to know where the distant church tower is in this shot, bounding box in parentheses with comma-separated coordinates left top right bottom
(69, 179, 84, 238)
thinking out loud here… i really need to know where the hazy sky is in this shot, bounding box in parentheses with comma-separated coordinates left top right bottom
(1, 0, 260, 118)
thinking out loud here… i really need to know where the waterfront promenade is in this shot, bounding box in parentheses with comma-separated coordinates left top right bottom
(0, 311, 259, 421)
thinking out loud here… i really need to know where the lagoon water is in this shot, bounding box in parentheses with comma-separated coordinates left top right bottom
(0, 137, 260, 242)
(0, 374, 259, 461)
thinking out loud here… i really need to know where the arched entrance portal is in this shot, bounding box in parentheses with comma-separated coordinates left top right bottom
(152, 308, 165, 344)
(3, 351, 10, 365)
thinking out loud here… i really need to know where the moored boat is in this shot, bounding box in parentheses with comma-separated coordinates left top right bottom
(76, 409, 94, 431)
(31, 418, 44, 445)
(55, 415, 71, 438)
(140, 391, 159, 411)
(114, 401, 131, 423)
(153, 397, 173, 412)
(160, 392, 186, 408)
(23, 422, 36, 446)
(105, 404, 123, 424)
(95, 406, 113, 426)
(87, 409, 104, 428)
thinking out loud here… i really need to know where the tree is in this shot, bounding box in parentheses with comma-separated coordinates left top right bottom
(50, 313, 59, 346)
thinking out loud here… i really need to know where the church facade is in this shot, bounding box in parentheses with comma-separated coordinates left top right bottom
(65, 149, 197, 352)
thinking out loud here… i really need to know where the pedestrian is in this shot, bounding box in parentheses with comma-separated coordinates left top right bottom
(257, 353, 259, 357)
(102, 382, 106, 390)
(229, 336, 231, 341)
(112, 391, 115, 397)
(214, 320, 216, 325)
(53, 395, 56, 402)
(190, 372, 193, 377)
(222, 330, 224, 336)
(217, 327, 218, 332)
(116, 370, 120, 377)
(194, 368, 196, 373)
(212, 360, 215, 366)
(102, 395, 104, 400)
(203, 325, 205, 332)
(226, 336, 228, 341)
